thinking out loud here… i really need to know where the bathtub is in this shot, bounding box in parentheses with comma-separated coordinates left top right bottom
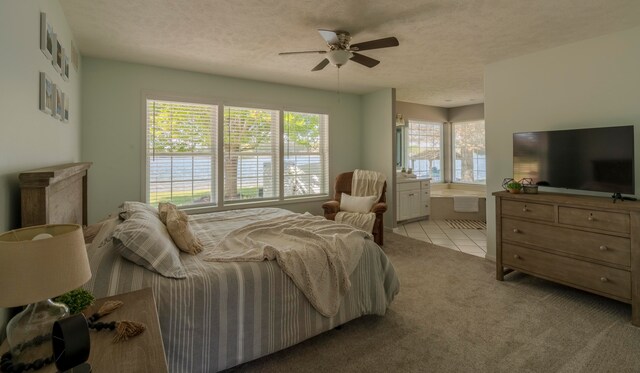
(429, 184, 487, 221)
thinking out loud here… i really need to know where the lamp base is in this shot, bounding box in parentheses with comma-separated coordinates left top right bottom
(6, 299, 69, 364)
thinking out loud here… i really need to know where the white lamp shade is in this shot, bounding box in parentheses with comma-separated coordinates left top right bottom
(0, 224, 91, 307)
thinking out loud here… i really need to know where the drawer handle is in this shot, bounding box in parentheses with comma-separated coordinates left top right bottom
(513, 254, 520, 259)
(599, 245, 608, 251)
(600, 277, 608, 282)
(513, 228, 519, 233)
(588, 213, 594, 221)
(408, 193, 415, 196)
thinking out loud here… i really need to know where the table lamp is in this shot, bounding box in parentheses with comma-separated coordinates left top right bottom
(0, 224, 91, 367)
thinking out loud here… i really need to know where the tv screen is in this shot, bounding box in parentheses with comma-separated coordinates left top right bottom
(513, 125, 635, 194)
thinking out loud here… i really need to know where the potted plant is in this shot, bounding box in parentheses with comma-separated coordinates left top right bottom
(506, 181, 522, 194)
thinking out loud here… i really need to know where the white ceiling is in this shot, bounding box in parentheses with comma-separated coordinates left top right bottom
(59, 0, 640, 108)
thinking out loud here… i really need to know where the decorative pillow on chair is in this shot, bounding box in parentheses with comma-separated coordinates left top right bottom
(112, 208, 186, 279)
(160, 203, 203, 255)
(340, 193, 378, 213)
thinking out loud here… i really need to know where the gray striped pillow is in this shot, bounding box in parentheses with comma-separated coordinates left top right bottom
(112, 209, 186, 279)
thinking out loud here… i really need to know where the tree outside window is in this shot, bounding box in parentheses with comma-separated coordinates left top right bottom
(453, 121, 486, 184)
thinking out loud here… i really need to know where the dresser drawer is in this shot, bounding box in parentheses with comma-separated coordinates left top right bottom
(558, 206, 629, 234)
(503, 244, 631, 300)
(502, 218, 630, 266)
(501, 200, 554, 222)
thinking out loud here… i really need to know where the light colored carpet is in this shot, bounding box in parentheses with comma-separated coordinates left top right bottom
(228, 233, 640, 372)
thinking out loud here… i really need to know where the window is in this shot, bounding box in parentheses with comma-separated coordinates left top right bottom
(453, 121, 486, 184)
(146, 99, 217, 206)
(223, 106, 279, 202)
(406, 120, 442, 181)
(145, 97, 329, 208)
(283, 111, 329, 197)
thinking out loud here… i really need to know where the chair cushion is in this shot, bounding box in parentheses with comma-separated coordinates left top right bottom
(340, 193, 377, 213)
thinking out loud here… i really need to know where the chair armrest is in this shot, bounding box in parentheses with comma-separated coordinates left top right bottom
(322, 200, 340, 215)
(371, 202, 387, 214)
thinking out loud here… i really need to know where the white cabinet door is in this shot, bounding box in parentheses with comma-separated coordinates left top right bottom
(407, 191, 421, 219)
(397, 191, 411, 221)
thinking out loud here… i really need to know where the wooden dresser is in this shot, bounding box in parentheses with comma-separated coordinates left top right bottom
(494, 191, 640, 326)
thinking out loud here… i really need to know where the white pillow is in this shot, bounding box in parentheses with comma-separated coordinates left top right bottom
(340, 193, 377, 213)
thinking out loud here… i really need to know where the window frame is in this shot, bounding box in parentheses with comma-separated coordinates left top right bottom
(404, 119, 444, 182)
(142, 93, 330, 211)
(451, 120, 486, 185)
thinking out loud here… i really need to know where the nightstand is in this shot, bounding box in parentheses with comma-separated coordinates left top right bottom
(1, 288, 168, 372)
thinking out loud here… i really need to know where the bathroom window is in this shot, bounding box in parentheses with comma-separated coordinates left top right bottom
(453, 120, 486, 184)
(406, 120, 442, 181)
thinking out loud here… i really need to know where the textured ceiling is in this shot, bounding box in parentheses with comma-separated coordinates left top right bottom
(59, 0, 640, 108)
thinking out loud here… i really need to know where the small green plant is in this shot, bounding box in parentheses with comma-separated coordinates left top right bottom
(507, 181, 522, 190)
(55, 289, 95, 315)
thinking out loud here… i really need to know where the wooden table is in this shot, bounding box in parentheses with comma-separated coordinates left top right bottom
(1, 288, 168, 372)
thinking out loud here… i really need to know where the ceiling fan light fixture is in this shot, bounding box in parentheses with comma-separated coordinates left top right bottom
(328, 50, 353, 67)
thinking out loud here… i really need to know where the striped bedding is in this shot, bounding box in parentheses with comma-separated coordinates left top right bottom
(84, 208, 400, 372)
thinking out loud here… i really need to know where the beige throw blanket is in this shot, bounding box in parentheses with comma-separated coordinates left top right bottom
(202, 213, 370, 317)
(336, 169, 387, 233)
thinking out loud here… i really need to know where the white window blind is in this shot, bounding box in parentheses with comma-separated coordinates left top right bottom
(283, 111, 329, 197)
(146, 99, 217, 206)
(223, 106, 279, 201)
(407, 120, 443, 181)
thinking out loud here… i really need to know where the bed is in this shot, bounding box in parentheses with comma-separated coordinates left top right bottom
(20, 163, 400, 372)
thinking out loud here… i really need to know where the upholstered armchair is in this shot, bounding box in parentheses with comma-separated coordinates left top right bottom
(322, 171, 387, 245)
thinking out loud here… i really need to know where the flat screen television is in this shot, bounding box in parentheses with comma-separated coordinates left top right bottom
(513, 125, 635, 194)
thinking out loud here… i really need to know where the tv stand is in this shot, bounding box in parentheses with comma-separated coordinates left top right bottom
(612, 192, 637, 203)
(494, 191, 640, 326)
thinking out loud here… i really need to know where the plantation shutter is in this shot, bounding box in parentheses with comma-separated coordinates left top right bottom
(146, 99, 217, 206)
(223, 106, 280, 201)
(283, 111, 329, 197)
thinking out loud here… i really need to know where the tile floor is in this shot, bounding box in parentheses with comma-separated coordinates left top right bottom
(393, 219, 487, 258)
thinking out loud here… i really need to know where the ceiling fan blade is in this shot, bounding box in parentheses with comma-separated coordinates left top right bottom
(311, 58, 330, 71)
(350, 37, 399, 51)
(350, 53, 380, 68)
(317, 29, 339, 45)
(279, 50, 327, 56)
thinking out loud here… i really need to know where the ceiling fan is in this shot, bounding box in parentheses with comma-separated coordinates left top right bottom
(279, 29, 399, 71)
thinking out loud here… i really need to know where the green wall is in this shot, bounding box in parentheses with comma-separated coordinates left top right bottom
(485, 26, 640, 260)
(81, 58, 365, 222)
(0, 0, 82, 340)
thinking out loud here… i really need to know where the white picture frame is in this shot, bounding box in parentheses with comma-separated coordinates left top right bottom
(71, 41, 79, 72)
(62, 53, 70, 81)
(39, 72, 54, 115)
(40, 13, 53, 60)
(53, 36, 63, 73)
(53, 85, 63, 119)
(63, 94, 70, 123)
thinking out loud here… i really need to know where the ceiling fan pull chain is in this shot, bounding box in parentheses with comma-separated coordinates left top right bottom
(336, 67, 341, 103)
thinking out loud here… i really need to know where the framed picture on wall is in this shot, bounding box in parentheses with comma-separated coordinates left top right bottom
(62, 54, 70, 81)
(53, 38, 63, 72)
(54, 86, 63, 119)
(71, 41, 79, 72)
(40, 13, 54, 60)
(63, 94, 70, 123)
(39, 72, 54, 115)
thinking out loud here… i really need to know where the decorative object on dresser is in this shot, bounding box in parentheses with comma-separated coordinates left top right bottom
(19, 162, 91, 227)
(0, 224, 91, 369)
(494, 191, 640, 326)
